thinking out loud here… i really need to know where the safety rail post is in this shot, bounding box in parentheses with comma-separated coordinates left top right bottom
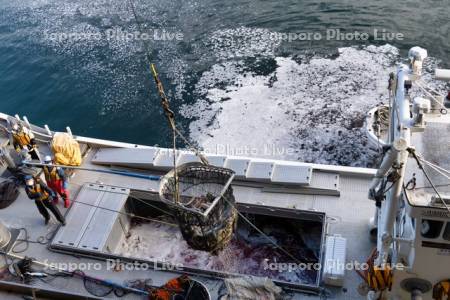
(44, 125, 52, 136)
(23, 116, 31, 128)
(66, 126, 73, 138)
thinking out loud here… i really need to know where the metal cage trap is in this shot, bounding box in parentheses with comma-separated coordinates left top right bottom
(159, 162, 238, 252)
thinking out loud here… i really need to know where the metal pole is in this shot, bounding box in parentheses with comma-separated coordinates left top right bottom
(411, 289, 423, 300)
(376, 64, 413, 266)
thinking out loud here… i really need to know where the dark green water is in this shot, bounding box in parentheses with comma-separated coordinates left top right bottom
(0, 0, 449, 165)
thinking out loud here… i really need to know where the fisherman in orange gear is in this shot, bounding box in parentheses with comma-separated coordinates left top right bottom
(43, 156, 70, 208)
(11, 123, 39, 160)
(24, 175, 65, 226)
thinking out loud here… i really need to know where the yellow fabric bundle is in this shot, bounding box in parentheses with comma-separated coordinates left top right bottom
(51, 132, 82, 166)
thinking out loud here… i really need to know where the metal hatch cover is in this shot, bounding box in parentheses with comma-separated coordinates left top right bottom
(51, 183, 130, 253)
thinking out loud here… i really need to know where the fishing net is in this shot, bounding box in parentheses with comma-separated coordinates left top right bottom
(159, 162, 238, 253)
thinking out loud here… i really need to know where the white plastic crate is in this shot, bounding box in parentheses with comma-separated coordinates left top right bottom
(224, 158, 250, 177)
(271, 163, 312, 185)
(246, 161, 274, 180)
(323, 235, 347, 287)
(176, 152, 201, 165)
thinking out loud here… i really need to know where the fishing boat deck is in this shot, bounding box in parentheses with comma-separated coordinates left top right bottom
(0, 113, 381, 299)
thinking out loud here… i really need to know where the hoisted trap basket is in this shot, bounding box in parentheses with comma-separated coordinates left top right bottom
(159, 162, 238, 252)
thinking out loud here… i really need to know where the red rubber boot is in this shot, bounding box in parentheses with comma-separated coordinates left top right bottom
(63, 195, 70, 208)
